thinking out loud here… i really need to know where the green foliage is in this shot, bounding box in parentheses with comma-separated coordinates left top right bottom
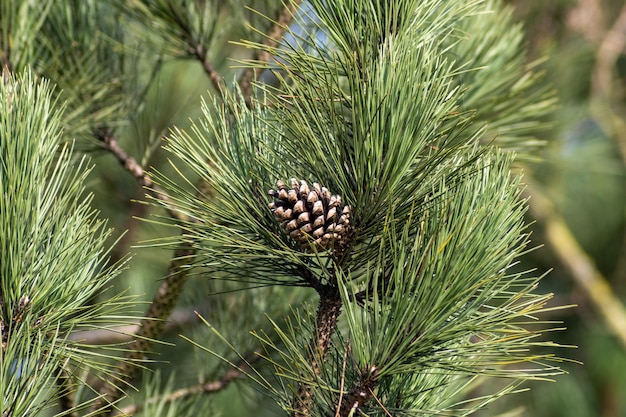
(448, 0, 555, 154)
(0, 71, 132, 416)
(152, 1, 564, 415)
(1, 1, 126, 146)
(111, 0, 221, 59)
(0, 0, 576, 416)
(0, 2, 53, 72)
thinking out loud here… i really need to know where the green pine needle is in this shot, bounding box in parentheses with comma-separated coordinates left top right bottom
(150, 0, 565, 414)
(0, 70, 135, 416)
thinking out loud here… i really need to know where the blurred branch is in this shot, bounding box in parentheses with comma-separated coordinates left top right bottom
(96, 128, 189, 223)
(68, 307, 204, 345)
(589, 1, 626, 160)
(566, 0, 605, 44)
(294, 286, 343, 416)
(238, 0, 302, 105)
(192, 43, 226, 95)
(592, 3, 626, 102)
(526, 182, 626, 350)
(93, 127, 199, 416)
(92, 245, 196, 416)
(113, 351, 261, 417)
(588, 2, 626, 284)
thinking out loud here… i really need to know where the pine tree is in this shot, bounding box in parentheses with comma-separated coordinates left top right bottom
(0, 1, 564, 416)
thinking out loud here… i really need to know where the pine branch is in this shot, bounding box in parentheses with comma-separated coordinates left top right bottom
(114, 0, 227, 97)
(89, 126, 199, 416)
(336, 366, 379, 417)
(238, 0, 302, 105)
(294, 284, 343, 416)
(192, 43, 226, 96)
(92, 127, 209, 415)
(85, 15, 223, 410)
(113, 350, 261, 417)
(133, 2, 565, 416)
(96, 128, 189, 223)
(1, 70, 134, 417)
(89, 127, 200, 413)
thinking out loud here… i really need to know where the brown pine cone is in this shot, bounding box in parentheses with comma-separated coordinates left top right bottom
(268, 178, 351, 252)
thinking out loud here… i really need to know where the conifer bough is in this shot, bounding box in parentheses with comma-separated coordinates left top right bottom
(268, 179, 351, 252)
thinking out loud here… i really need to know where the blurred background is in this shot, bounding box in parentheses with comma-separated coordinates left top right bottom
(76, 0, 626, 416)
(487, 1, 626, 415)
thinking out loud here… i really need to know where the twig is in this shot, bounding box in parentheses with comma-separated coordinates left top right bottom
(334, 341, 350, 417)
(238, 0, 302, 105)
(293, 285, 343, 416)
(526, 182, 626, 350)
(163, 4, 226, 95)
(368, 384, 393, 417)
(192, 43, 226, 96)
(113, 351, 261, 416)
(92, 129, 195, 415)
(91, 130, 200, 408)
(96, 129, 189, 223)
(93, 121, 204, 417)
(93, 19, 223, 409)
(87, 8, 227, 415)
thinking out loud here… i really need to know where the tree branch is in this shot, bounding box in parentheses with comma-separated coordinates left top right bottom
(526, 182, 626, 350)
(592, 3, 626, 101)
(293, 284, 342, 416)
(165, 4, 226, 95)
(238, 0, 302, 105)
(336, 366, 379, 417)
(92, 117, 211, 416)
(91, 129, 198, 414)
(92, 25, 218, 410)
(192, 43, 226, 96)
(96, 128, 189, 223)
(113, 351, 261, 417)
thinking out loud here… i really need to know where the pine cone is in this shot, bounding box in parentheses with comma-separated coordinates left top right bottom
(268, 178, 351, 252)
